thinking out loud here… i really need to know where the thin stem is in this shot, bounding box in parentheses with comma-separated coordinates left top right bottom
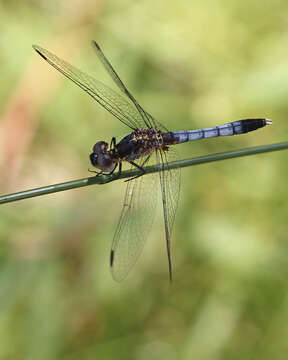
(0, 141, 287, 205)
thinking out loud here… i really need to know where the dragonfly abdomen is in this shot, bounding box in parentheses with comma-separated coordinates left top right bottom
(163, 118, 272, 144)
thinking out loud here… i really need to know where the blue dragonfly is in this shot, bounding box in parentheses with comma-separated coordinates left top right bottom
(33, 42, 271, 281)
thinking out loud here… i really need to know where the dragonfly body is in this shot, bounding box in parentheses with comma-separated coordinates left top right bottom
(90, 118, 271, 175)
(33, 42, 271, 282)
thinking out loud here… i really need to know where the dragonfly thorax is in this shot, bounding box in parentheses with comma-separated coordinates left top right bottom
(115, 129, 166, 162)
(90, 141, 116, 172)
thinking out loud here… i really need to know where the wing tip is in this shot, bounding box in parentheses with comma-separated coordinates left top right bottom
(91, 40, 101, 50)
(32, 45, 48, 61)
(110, 250, 114, 267)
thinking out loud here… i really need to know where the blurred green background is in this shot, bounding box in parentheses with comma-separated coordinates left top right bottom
(0, 0, 288, 359)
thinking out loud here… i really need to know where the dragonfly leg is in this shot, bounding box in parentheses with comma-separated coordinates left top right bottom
(110, 137, 117, 149)
(88, 163, 118, 176)
(88, 168, 102, 175)
(125, 156, 150, 182)
(114, 162, 122, 179)
(125, 161, 145, 182)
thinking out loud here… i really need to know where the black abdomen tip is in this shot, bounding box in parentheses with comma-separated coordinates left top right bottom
(241, 118, 272, 133)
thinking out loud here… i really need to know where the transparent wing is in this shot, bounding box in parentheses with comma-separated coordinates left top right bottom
(33, 44, 147, 130)
(91, 41, 154, 129)
(91, 41, 169, 133)
(156, 147, 181, 281)
(110, 155, 159, 282)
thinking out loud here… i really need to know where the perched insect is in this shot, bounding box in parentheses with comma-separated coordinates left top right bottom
(33, 41, 271, 281)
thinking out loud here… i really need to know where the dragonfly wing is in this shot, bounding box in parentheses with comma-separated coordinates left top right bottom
(92, 41, 154, 129)
(92, 41, 169, 132)
(110, 155, 159, 282)
(156, 147, 181, 281)
(33, 45, 146, 130)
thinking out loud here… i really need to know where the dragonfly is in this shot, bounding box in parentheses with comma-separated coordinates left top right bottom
(33, 41, 272, 282)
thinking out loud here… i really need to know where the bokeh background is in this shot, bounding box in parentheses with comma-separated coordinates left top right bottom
(0, 0, 288, 359)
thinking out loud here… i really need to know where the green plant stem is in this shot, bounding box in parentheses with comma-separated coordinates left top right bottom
(0, 141, 287, 205)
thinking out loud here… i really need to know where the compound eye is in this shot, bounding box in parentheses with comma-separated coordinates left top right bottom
(92, 141, 108, 154)
(89, 153, 98, 167)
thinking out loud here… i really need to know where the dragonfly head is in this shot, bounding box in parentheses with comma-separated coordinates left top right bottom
(89, 141, 115, 172)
